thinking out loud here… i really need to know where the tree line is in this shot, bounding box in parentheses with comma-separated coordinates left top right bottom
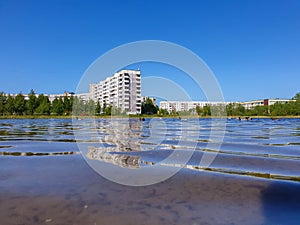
(174, 93, 300, 117)
(0, 90, 137, 116)
(158, 101, 300, 117)
(0, 90, 299, 117)
(197, 101, 300, 117)
(0, 90, 98, 116)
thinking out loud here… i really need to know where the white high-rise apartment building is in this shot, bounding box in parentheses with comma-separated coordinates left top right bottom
(90, 69, 141, 114)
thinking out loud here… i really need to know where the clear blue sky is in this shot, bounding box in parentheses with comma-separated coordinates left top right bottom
(0, 0, 299, 101)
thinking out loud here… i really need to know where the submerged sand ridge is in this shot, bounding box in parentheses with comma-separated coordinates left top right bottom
(1, 152, 300, 224)
(0, 155, 269, 225)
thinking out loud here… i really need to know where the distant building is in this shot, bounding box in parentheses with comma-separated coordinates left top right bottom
(74, 93, 90, 102)
(4, 93, 38, 101)
(159, 101, 229, 113)
(47, 92, 74, 102)
(90, 69, 141, 114)
(48, 92, 90, 103)
(5, 91, 90, 103)
(160, 99, 296, 112)
(48, 92, 90, 102)
(241, 99, 296, 109)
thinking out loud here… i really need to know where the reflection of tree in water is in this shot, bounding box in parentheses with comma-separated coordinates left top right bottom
(87, 119, 143, 168)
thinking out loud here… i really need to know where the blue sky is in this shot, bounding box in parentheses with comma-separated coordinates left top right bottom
(0, 0, 299, 101)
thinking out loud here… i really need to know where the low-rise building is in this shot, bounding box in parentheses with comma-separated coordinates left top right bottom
(4, 91, 90, 102)
(241, 99, 296, 109)
(74, 93, 90, 102)
(159, 101, 229, 113)
(47, 92, 74, 102)
(160, 99, 296, 113)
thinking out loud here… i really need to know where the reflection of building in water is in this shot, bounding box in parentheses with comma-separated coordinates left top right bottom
(100, 120, 142, 152)
(87, 120, 143, 168)
(87, 146, 140, 168)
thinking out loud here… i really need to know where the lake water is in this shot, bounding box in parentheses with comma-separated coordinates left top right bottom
(1, 118, 300, 224)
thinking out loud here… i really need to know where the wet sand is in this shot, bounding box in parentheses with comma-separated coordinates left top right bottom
(1, 155, 300, 225)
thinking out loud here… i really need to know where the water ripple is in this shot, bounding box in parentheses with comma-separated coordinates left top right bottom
(1, 118, 300, 182)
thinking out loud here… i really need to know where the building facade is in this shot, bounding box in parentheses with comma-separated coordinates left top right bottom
(160, 99, 296, 112)
(241, 99, 296, 109)
(5, 92, 90, 102)
(90, 69, 141, 114)
(159, 101, 229, 113)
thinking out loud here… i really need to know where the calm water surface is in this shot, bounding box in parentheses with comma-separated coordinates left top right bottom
(0, 118, 300, 225)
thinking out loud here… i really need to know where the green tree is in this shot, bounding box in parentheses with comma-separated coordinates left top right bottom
(36, 94, 44, 106)
(111, 106, 122, 115)
(63, 95, 73, 115)
(202, 105, 211, 116)
(210, 104, 226, 117)
(102, 101, 107, 114)
(270, 102, 285, 116)
(226, 103, 245, 116)
(0, 92, 7, 115)
(171, 109, 178, 116)
(189, 108, 196, 115)
(35, 94, 51, 115)
(5, 95, 14, 115)
(25, 89, 37, 115)
(105, 105, 112, 115)
(95, 101, 101, 115)
(87, 99, 95, 115)
(142, 98, 157, 115)
(195, 105, 202, 116)
(294, 101, 300, 115)
(226, 103, 234, 116)
(233, 104, 245, 116)
(14, 93, 25, 115)
(51, 97, 64, 115)
(248, 106, 269, 116)
(287, 101, 300, 115)
(158, 108, 169, 116)
(178, 110, 191, 116)
(292, 92, 300, 100)
(72, 96, 85, 116)
(69, 96, 74, 114)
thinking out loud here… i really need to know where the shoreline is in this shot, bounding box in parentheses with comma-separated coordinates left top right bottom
(1, 115, 300, 119)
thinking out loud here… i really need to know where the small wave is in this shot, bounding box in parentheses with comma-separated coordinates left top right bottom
(0, 151, 79, 156)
